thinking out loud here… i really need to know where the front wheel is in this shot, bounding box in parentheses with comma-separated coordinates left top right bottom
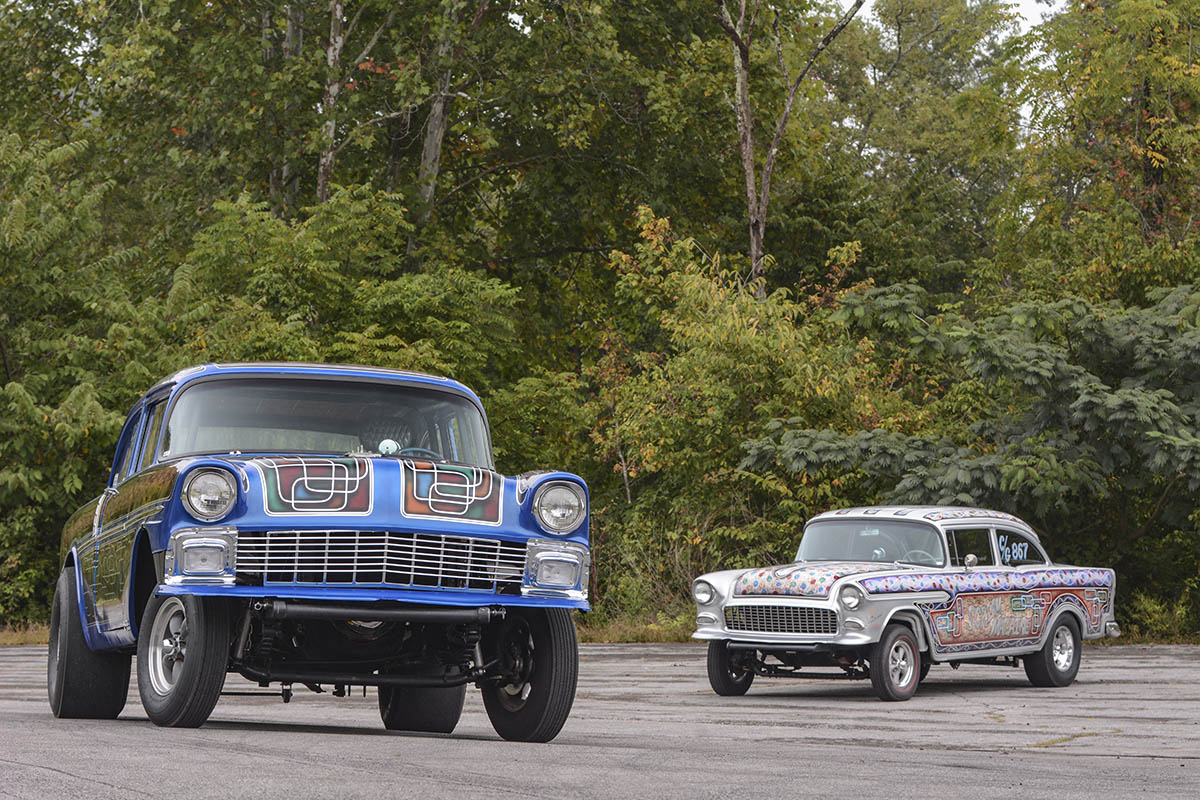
(47, 567, 131, 719)
(136, 594, 230, 727)
(480, 609, 578, 742)
(870, 624, 920, 701)
(379, 683, 466, 734)
(706, 641, 754, 696)
(1024, 615, 1081, 687)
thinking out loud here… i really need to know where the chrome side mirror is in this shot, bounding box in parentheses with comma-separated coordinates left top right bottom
(964, 553, 978, 569)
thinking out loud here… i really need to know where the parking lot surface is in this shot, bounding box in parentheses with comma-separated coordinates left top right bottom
(2, 642, 1197, 798)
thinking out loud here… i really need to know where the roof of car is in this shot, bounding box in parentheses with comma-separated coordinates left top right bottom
(809, 506, 1036, 534)
(147, 362, 479, 405)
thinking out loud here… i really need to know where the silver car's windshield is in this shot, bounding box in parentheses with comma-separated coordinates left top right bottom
(797, 519, 945, 567)
(162, 378, 492, 468)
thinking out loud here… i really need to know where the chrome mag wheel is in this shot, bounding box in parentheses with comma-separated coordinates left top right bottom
(888, 638, 916, 689)
(1051, 625, 1076, 672)
(147, 597, 188, 695)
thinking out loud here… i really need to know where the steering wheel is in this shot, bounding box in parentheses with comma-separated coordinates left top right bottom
(398, 447, 442, 460)
(901, 549, 937, 565)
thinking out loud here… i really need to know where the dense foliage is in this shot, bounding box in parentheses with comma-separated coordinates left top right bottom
(2, 0, 1197, 635)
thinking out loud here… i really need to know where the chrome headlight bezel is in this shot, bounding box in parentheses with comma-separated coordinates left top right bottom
(164, 526, 238, 585)
(692, 579, 716, 605)
(531, 481, 587, 535)
(838, 583, 865, 610)
(181, 468, 237, 522)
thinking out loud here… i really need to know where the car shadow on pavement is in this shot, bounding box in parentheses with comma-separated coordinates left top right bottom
(741, 675, 1045, 700)
(200, 718, 500, 741)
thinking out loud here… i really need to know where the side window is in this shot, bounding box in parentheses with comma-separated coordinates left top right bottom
(111, 413, 144, 486)
(137, 402, 167, 472)
(947, 528, 994, 567)
(997, 530, 1046, 567)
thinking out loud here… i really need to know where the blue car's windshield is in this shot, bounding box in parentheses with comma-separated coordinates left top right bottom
(162, 378, 492, 468)
(797, 519, 945, 567)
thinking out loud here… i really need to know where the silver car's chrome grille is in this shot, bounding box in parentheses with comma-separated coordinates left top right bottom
(236, 530, 526, 592)
(724, 605, 838, 635)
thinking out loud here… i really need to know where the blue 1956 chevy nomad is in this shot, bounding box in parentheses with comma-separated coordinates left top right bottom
(47, 362, 590, 741)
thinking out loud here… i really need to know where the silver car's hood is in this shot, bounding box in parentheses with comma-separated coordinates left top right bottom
(734, 561, 918, 598)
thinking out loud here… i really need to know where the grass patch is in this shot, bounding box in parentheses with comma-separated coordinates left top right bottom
(1086, 632, 1200, 646)
(577, 611, 695, 643)
(0, 623, 50, 646)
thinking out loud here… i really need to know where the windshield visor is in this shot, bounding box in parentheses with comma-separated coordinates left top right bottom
(162, 378, 491, 467)
(797, 519, 946, 567)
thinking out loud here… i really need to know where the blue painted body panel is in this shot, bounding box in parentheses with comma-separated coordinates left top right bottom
(59, 363, 592, 652)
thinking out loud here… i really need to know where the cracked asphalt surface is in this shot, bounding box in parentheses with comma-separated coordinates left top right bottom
(2, 642, 1197, 799)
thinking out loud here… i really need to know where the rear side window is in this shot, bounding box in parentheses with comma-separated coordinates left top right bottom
(947, 528, 994, 567)
(112, 412, 144, 485)
(137, 402, 167, 472)
(997, 530, 1046, 566)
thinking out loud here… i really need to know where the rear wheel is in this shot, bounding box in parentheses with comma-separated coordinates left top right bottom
(1024, 615, 1081, 687)
(136, 593, 230, 727)
(480, 609, 577, 742)
(47, 567, 131, 719)
(870, 624, 920, 701)
(379, 683, 467, 734)
(706, 641, 754, 696)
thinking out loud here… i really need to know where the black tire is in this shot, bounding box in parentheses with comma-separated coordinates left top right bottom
(480, 608, 578, 742)
(1024, 615, 1082, 688)
(136, 593, 230, 727)
(379, 683, 467, 734)
(706, 640, 754, 696)
(870, 624, 920, 701)
(47, 567, 131, 719)
(918, 656, 932, 684)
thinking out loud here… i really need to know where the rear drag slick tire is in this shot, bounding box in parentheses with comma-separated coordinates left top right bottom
(1024, 615, 1081, 688)
(47, 567, 131, 719)
(379, 683, 467, 734)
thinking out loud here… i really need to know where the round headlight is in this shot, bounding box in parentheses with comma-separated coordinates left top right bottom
(838, 584, 864, 611)
(692, 580, 715, 605)
(183, 469, 237, 521)
(532, 481, 587, 534)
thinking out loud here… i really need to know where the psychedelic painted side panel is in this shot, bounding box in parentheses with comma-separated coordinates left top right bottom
(859, 568, 1114, 595)
(918, 587, 1114, 655)
(859, 568, 1115, 655)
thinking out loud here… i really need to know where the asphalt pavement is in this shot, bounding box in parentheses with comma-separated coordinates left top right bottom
(1, 642, 1197, 799)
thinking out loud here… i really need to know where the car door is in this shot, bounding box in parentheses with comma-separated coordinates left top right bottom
(91, 404, 147, 633)
(937, 527, 998, 647)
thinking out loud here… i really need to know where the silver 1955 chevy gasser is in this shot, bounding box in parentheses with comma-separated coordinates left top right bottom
(692, 506, 1120, 701)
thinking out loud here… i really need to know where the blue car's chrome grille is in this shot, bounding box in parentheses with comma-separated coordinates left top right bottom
(724, 605, 838, 635)
(236, 530, 526, 592)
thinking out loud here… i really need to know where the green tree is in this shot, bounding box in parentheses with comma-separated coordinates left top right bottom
(0, 134, 158, 623)
(988, 0, 1200, 304)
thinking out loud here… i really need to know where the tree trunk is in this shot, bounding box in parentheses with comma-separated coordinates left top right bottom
(416, 69, 453, 228)
(317, 1, 346, 204)
(715, 0, 864, 295)
(408, 1, 490, 257)
(269, 4, 304, 213)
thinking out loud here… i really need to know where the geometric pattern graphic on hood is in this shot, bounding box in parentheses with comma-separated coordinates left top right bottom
(400, 459, 502, 525)
(256, 456, 373, 515)
(735, 562, 908, 597)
